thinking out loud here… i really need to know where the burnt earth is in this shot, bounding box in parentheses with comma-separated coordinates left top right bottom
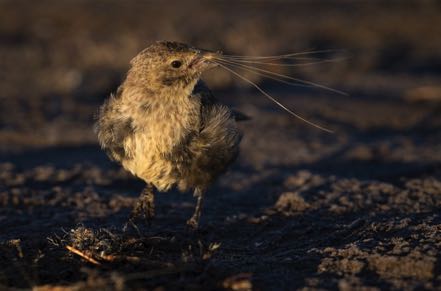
(1, 1, 441, 290)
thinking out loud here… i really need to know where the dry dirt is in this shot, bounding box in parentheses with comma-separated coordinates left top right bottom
(1, 1, 441, 290)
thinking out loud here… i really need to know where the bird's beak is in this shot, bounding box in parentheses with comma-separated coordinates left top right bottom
(189, 50, 220, 71)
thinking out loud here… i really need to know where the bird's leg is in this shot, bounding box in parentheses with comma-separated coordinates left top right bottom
(129, 183, 155, 224)
(186, 187, 205, 230)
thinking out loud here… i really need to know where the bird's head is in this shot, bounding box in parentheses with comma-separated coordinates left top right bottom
(127, 41, 219, 93)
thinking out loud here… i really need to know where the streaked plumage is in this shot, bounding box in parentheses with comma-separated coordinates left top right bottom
(95, 41, 242, 228)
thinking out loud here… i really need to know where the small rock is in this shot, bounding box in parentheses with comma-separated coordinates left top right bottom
(274, 192, 310, 215)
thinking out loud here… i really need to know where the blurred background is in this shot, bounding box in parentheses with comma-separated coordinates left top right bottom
(1, 1, 441, 289)
(1, 0, 440, 152)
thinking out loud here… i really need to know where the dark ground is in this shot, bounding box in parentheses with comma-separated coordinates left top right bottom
(1, 1, 441, 290)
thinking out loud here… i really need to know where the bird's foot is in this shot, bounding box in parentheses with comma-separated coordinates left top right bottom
(186, 216, 199, 231)
(186, 187, 204, 231)
(131, 196, 155, 223)
(126, 185, 155, 229)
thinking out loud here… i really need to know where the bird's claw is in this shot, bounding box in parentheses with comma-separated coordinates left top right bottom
(131, 198, 155, 223)
(127, 186, 155, 227)
(186, 217, 199, 231)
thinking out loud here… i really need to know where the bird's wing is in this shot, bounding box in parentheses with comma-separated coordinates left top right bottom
(95, 86, 134, 162)
(192, 81, 250, 123)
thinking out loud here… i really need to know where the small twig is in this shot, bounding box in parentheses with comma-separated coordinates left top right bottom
(66, 245, 101, 265)
(98, 254, 141, 263)
(99, 254, 117, 262)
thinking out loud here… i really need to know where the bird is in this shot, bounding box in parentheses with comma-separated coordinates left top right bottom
(95, 41, 243, 229)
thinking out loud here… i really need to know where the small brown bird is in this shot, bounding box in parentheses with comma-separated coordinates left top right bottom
(95, 41, 242, 229)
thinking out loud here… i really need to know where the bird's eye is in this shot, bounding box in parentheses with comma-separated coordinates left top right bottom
(171, 60, 182, 68)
